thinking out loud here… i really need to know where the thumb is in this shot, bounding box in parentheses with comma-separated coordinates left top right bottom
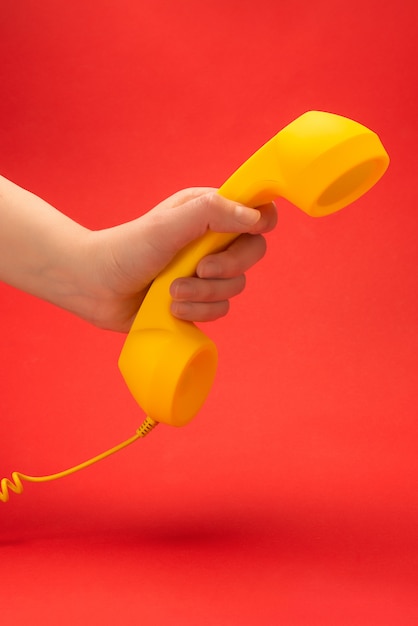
(103, 189, 262, 293)
(185, 190, 262, 233)
(143, 190, 261, 256)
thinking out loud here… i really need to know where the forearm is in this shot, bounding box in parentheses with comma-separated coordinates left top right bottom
(0, 174, 91, 309)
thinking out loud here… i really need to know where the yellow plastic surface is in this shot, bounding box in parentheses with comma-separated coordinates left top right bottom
(118, 111, 389, 427)
(0, 417, 158, 503)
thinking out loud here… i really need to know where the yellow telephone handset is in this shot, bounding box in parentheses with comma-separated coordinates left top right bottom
(118, 111, 389, 427)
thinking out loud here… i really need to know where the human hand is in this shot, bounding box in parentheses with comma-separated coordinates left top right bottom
(86, 188, 277, 331)
(0, 175, 276, 333)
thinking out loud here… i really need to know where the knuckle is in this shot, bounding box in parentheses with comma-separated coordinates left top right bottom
(199, 191, 236, 230)
(198, 190, 219, 212)
(214, 300, 230, 319)
(225, 251, 244, 277)
(235, 274, 246, 294)
(255, 234, 267, 258)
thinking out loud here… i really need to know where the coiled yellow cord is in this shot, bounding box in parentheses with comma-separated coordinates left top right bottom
(0, 416, 157, 503)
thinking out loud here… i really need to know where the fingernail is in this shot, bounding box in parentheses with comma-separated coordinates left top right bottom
(197, 259, 221, 278)
(171, 301, 190, 317)
(171, 279, 194, 299)
(234, 205, 261, 226)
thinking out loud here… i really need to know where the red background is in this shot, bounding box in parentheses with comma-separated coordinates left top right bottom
(1, 1, 417, 624)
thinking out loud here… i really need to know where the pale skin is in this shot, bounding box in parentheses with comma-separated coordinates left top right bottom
(0, 175, 277, 332)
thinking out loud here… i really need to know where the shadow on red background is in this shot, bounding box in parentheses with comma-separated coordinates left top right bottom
(1, 1, 417, 624)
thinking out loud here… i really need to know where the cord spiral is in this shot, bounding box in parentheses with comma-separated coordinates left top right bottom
(0, 472, 26, 502)
(0, 416, 158, 503)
